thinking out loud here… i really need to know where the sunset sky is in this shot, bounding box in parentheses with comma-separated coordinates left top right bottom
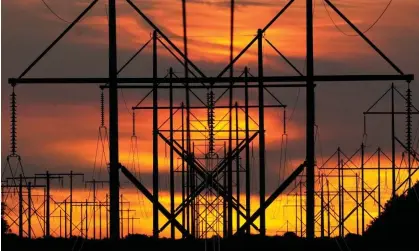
(1, 0, 419, 238)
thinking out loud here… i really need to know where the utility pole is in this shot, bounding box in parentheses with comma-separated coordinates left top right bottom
(18, 175, 23, 238)
(108, 0, 120, 240)
(27, 182, 32, 239)
(60, 210, 62, 238)
(152, 29, 159, 239)
(327, 179, 330, 237)
(227, 0, 235, 238)
(337, 148, 342, 237)
(85, 179, 108, 239)
(223, 142, 227, 237)
(4, 177, 45, 239)
(52, 171, 83, 238)
(257, 28, 266, 236)
(81, 202, 84, 237)
(85, 199, 88, 239)
(320, 175, 324, 238)
(361, 143, 365, 234)
(406, 83, 412, 189)
(99, 201, 102, 239)
(244, 67, 251, 235)
(35, 171, 64, 237)
(235, 102, 240, 232)
(341, 159, 344, 237)
(378, 148, 381, 214)
(306, 0, 315, 240)
(181, 102, 186, 237)
(106, 194, 109, 239)
(169, 67, 175, 239)
(299, 181, 303, 237)
(356, 174, 359, 235)
(46, 171, 50, 237)
(391, 83, 396, 197)
(64, 200, 67, 238)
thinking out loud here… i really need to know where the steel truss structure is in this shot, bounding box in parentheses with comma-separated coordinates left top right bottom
(4, 0, 414, 240)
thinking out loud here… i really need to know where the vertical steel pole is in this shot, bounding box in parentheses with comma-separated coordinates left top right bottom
(181, 103, 186, 236)
(191, 143, 196, 236)
(223, 142, 228, 237)
(306, 0, 315, 240)
(299, 181, 303, 237)
(81, 203, 84, 237)
(85, 199, 88, 239)
(19, 174, 23, 238)
(60, 209, 62, 238)
(391, 84, 396, 197)
(257, 28, 266, 236)
(244, 67, 251, 235)
(341, 159, 344, 237)
(127, 211, 130, 235)
(70, 171, 73, 238)
(64, 200, 67, 238)
(99, 202, 102, 239)
(131, 216, 134, 234)
(406, 84, 412, 189)
(235, 102, 240, 232)
(320, 175, 324, 238)
(93, 180, 96, 239)
(337, 148, 342, 237)
(108, 0, 120, 240)
(44, 187, 46, 236)
(378, 148, 381, 214)
(227, 0, 235, 238)
(106, 194, 109, 239)
(182, 0, 192, 237)
(46, 171, 50, 237)
(227, 68, 234, 237)
(152, 30, 159, 238)
(120, 194, 123, 238)
(327, 179, 330, 237)
(295, 192, 298, 234)
(169, 67, 175, 239)
(28, 182, 32, 239)
(356, 173, 359, 235)
(361, 143, 365, 234)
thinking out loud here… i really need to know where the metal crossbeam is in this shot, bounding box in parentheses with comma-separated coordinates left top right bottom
(9, 75, 413, 84)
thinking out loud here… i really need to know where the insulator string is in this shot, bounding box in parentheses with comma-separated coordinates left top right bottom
(100, 89, 105, 127)
(10, 86, 17, 156)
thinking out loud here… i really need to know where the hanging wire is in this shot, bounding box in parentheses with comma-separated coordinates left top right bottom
(363, 115, 368, 146)
(120, 89, 132, 116)
(74, 89, 110, 249)
(129, 110, 148, 218)
(322, 0, 394, 36)
(40, 0, 70, 23)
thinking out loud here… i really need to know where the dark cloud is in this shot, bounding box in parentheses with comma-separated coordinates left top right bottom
(2, 0, 419, 197)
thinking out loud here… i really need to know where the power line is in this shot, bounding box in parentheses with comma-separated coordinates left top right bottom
(120, 89, 133, 115)
(323, 0, 393, 37)
(362, 0, 393, 34)
(40, 0, 70, 23)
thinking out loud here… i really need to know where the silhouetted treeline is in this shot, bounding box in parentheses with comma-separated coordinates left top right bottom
(363, 180, 419, 250)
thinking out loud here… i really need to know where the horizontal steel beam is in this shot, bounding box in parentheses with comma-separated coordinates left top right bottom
(9, 74, 414, 84)
(104, 84, 308, 89)
(364, 112, 419, 115)
(133, 105, 285, 109)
